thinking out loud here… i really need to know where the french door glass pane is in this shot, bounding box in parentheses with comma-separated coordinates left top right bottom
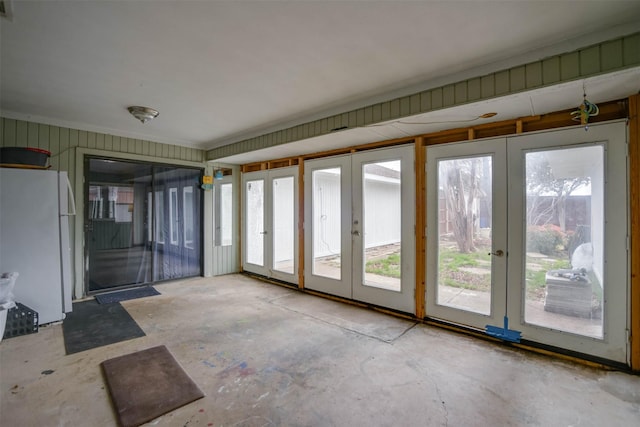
(437, 156, 493, 315)
(312, 168, 341, 279)
(154, 191, 164, 243)
(183, 186, 194, 249)
(273, 176, 295, 274)
(246, 179, 264, 266)
(169, 188, 179, 245)
(152, 166, 202, 281)
(524, 145, 604, 338)
(363, 160, 401, 292)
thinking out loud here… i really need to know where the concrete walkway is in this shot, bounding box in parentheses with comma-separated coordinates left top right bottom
(1, 274, 638, 426)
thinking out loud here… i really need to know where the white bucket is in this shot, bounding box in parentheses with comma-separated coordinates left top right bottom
(0, 308, 7, 343)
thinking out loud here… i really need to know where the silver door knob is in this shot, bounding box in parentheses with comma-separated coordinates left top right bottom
(352, 230, 360, 236)
(488, 249, 504, 257)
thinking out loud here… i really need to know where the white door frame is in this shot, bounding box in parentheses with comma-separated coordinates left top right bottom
(242, 166, 299, 283)
(507, 121, 628, 363)
(425, 121, 629, 363)
(304, 146, 415, 314)
(426, 137, 508, 329)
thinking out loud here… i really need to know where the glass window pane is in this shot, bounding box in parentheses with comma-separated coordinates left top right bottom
(524, 145, 603, 338)
(363, 160, 401, 292)
(246, 179, 264, 266)
(183, 186, 194, 249)
(169, 188, 179, 245)
(221, 183, 233, 247)
(155, 191, 164, 243)
(273, 176, 295, 274)
(437, 156, 493, 315)
(86, 159, 153, 291)
(312, 168, 341, 279)
(147, 192, 154, 243)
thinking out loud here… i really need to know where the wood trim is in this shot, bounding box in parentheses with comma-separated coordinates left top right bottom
(516, 120, 523, 134)
(629, 94, 640, 371)
(298, 158, 305, 289)
(241, 136, 415, 171)
(414, 137, 426, 318)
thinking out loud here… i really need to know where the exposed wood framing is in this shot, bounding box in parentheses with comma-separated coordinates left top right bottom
(467, 128, 475, 140)
(242, 135, 415, 172)
(298, 158, 305, 289)
(239, 97, 635, 369)
(415, 137, 426, 318)
(629, 94, 640, 371)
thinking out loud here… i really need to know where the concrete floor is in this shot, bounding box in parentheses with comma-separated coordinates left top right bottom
(1, 274, 639, 426)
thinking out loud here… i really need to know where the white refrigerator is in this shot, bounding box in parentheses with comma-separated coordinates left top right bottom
(0, 168, 74, 324)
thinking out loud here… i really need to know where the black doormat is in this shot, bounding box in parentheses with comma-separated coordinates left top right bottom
(95, 286, 160, 304)
(63, 300, 145, 354)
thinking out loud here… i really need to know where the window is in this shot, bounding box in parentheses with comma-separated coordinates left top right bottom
(155, 191, 165, 244)
(183, 186, 194, 249)
(220, 183, 233, 246)
(170, 188, 179, 245)
(213, 180, 233, 247)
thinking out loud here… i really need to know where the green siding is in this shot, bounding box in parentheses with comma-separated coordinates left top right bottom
(525, 62, 543, 88)
(623, 33, 640, 66)
(602, 39, 623, 71)
(495, 70, 510, 95)
(580, 46, 601, 76)
(510, 66, 526, 92)
(207, 31, 640, 161)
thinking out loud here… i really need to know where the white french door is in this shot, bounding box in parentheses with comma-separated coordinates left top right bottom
(426, 121, 629, 363)
(426, 137, 508, 329)
(242, 166, 298, 283)
(304, 146, 415, 314)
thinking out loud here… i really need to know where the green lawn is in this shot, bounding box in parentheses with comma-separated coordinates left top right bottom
(365, 253, 401, 278)
(365, 246, 577, 302)
(439, 247, 492, 291)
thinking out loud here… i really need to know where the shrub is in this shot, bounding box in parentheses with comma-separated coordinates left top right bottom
(526, 224, 565, 255)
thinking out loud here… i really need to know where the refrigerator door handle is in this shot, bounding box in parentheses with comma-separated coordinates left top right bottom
(62, 174, 76, 216)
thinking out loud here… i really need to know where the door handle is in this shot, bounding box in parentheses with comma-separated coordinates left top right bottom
(488, 249, 504, 257)
(259, 231, 268, 235)
(352, 230, 360, 236)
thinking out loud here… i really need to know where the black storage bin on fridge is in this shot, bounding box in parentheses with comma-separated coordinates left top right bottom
(0, 147, 51, 167)
(2, 302, 39, 339)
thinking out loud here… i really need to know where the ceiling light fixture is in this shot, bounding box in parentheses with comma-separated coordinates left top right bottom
(127, 106, 159, 124)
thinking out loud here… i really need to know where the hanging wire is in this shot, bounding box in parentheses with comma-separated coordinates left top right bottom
(571, 82, 599, 130)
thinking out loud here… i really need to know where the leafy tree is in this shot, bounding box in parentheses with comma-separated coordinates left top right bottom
(525, 152, 589, 232)
(440, 158, 484, 253)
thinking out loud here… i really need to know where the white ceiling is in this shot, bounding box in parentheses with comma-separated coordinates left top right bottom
(1, 1, 640, 159)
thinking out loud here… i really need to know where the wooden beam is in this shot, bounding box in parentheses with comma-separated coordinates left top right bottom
(298, 158, 305, 289)
(516, 120, 523, 133)
(467, 128, 475, 140)
(629, 94, 640, 371)
(414, 137, 426, 318)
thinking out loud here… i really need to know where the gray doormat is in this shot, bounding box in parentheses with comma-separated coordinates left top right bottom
(62, 300, 145, 354)
(102, 345, 204, 427)
(95, 286, 160, 304)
